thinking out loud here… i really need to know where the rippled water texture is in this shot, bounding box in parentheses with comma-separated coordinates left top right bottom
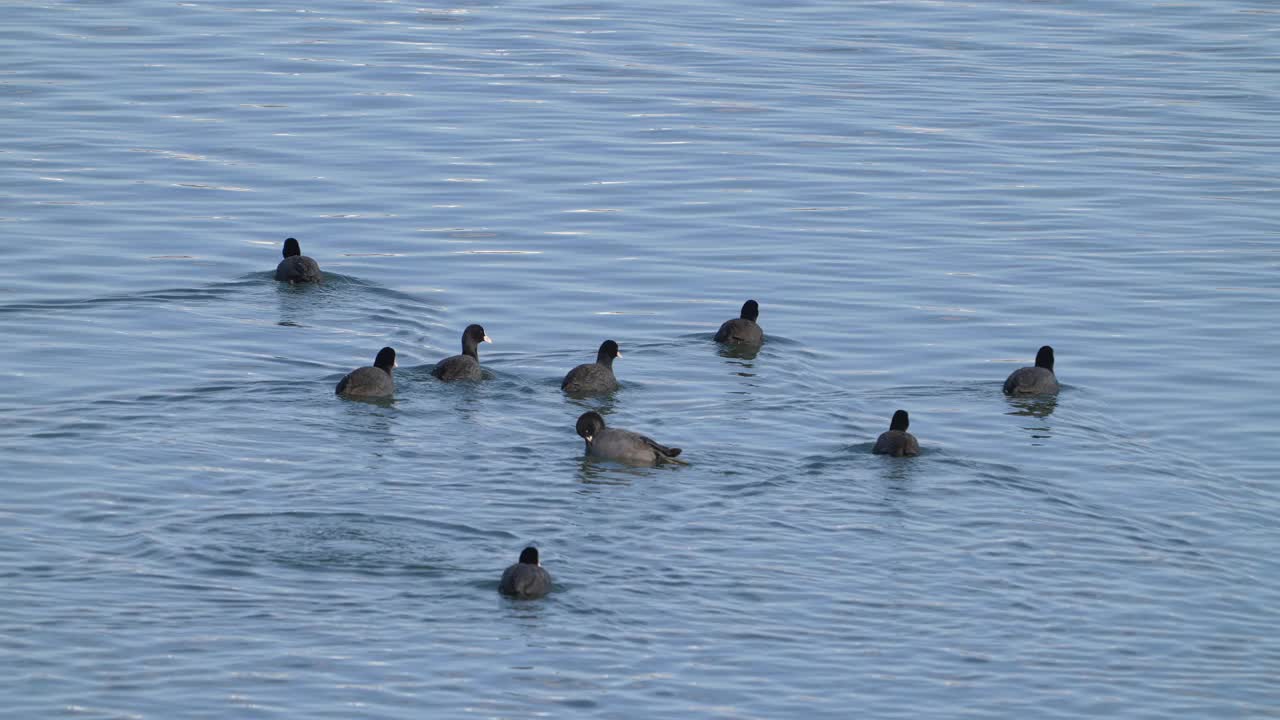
(2, 0, 1278, 717)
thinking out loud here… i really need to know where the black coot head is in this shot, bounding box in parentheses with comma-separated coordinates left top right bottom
(282, 237, 301, 258)
(460, 324, 493, 356)
(374, 346, 396, 370)
(576, 411, 606, 440)
(890, 409, 910, 431)
(740, 299, 760, 322)
(1035, 345, 1055, 370)
(518, 547, 539, 565)
(596, 339, 621, 363)
(464, 324, 492, 345)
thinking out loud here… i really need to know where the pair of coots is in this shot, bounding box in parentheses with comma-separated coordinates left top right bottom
(557, 298, 761, 395)
(274, 237, 399, 397)
(562, 346, 680, 465)
(871, 345, 1060, 457)
(332, 324, 492, 398)
(557, 298, 761, 394)
(710, 297, 929, 459)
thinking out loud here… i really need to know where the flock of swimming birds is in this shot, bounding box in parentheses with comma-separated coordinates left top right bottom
(277, 237, 1062, 598)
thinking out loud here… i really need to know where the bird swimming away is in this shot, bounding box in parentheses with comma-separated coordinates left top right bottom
(714, 299, 763, 345)
(498, 546, 552, 599)
(274, 237, 322, 284)
(561, 339, 621, 395)
(872, 409, 920, 457)
(575, 411, 686, 466)
(431, 324, 492, 382)
(1002, 345, 1060, 396)
(335, 346, 396, 398)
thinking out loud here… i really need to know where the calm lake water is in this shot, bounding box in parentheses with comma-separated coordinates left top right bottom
(2, 0, 1278, 717)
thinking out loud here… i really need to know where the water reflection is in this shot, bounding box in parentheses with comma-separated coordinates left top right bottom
(1005, 395, 1057, 419)
(444, 380, 486, 423)
(336, 400, 397, 457)
(336, 393, 397, 410)
(574, 456, 634, 485)
(565, 389, 618, 418)
(274, 278, 314, 327)
(499, 594, 551, 622)
(1005, 395, 1056, 441)
(716, 343, 760, 362)
(876, 452, 921, 482)
(272, 287, 338, 329)
(273, 272, 362, 327)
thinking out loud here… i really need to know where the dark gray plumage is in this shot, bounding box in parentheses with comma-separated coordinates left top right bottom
(575, 411, 685, 466)
(274, 237, 322, 283)
(1003, 345, 1060, 396)
(335, 346, 396, 398)
(498, 547, 552, 599)
(431, 324, 492, 382)
(873, 410, 920, 457)
(561, 340, 620, 395)
(714, 299, 763, 345)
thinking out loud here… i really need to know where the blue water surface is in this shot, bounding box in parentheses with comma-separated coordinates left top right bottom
(1, 0, 1277, 717)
